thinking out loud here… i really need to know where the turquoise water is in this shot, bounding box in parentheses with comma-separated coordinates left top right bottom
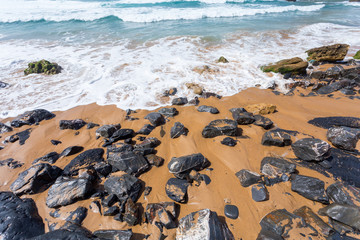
(0, 0, 359, 117)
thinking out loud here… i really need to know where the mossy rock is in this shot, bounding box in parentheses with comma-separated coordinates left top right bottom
(261, 57, 308, 75)
(217, 56, 229, 63)
(354, 50, 360, 60)
(24, 60, 61, 75)
(306, 44, 349, 62)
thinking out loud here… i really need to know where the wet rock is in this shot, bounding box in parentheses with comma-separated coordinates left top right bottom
(9, 128, 32, 145)
(261, 129, 292, 147)
(260, 157, 296, 178)
(0, 122, 12, 134)
(217, 56, 229, 63)
(165, 178, 189, 203)
(221, 137, 237, 147)
(158, 107, 179, 117)
(201, 92, 222, 99)
(254, 115, 274, 130)
(96, 124, 120, 138)
(292, 138, 331, 161)
(236, 169, 262, 187)
(146, 154, 164, 167)
(10, 163, 62, 195)
(172, 97, 188, 105)
(65, 207, 88, 225)
(107, 151, 150, 176)
(176, 209, 234, 240)
(32, 152, 60, 164)
(63, 148, 104, 176)
(291, 175, 329, 204)
(24, 59, 61, 75)
(144, 113, 165, 127)
(261, 57, 308, 75)
(103, 174, 142, 204)
(252, 184, 269, 202)
(93, 229, 132, 240)
(93, 162, 112, 177)
(202, 119, 239, 138)
(197, 105, 219, 114)
(319, 204, 360, 230)
(308, 116, 360, 129)
(163, 88, 177, 97)
(0, 158, 23, 169)
(0, 81, 9, 88)
(326, 182, 360, 206)
(306, 44, 350, 62)
(60, 146, 84, 157)
(50, 140, 62, 145)
(186, 83, 203, 95)
(0, 191, 45, 239)
(317, 81, 347, 95)
(46, 176, 92, 208)
(11, 109, 55, 127)
(168, 153, 210, 179)
(327, 126, 359, 151)
(137, 124, 155, 135)
(245, 103, 277, 115)
(59, 119, 87, 130)
(170, 122, 188, 138)
(145, 202, 178, 229)
(224, 205, 239, 219)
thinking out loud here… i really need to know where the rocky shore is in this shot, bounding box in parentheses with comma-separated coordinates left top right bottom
(0, 44, 360, 240)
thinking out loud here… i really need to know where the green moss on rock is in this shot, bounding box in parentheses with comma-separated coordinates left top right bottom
(24, 60, 61, 75)
(261, 57, 308, 75)
(217, 56, 229, 63)
(306, 44, 349, 62)
(354, 50, 360, 60)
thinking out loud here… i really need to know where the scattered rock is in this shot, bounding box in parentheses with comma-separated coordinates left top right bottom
(252, 183, 269, 202)
(0, 158, 23, 169)
(65, 207, 88, 225)
(253, 115, 274, 130)
(59, 119, 87, 130)
(291, 175, 329, 204)
(136, 137, 161, 149)
(176, 209, 234, 239)
(292, 138, 331, 161)
(172, 97, 188, 105)
(261, 57, 308, 75)
(109, 129, 135, 143)
(0, 192, 45, 239)
(326, 182, 360, 206)
(93, 229, 132, 240)
(327, 126, 359, 151)
(221, 137, 237, 147)
(158, 107, 179, 117)
(146, 154, 164, 167)
(8, 128, 32, 145)
(11, 109, 55, 127)
(89, 200, 102, 215)
(231, 109, 255, 125)
(50, 140, 62, 145)
(101, 194, 118, 208)
(306, 44, 350, 62)
(32, 152, 60, 164)
(245, 103, 277, 115)
(103, 206, 119, 216)
(260, 157, 296, 178)
(170, 122, 188, 139)
(24, 59, 61, 75)
(137, 124, 155, 135)
(107, 151, 150, 176)
(202, 119, 239, 138)
(261, 129, 292, 147)
(224, 205, 239, 220)
(145, 202, 178, 229)
(94, 162, 112, 177)
(217, 56, 229, 63)
(308, 116, 360, 129)
(103, 174, 142, 204)
(197, 105, 219, 114)
(46, 176, 92, 208)
(235, 169, 262, 187)
(186, 83, 203, 95)
(165, 178, 189, 203)
(63, 148, 104, 176)
(168, 153, 210, 179)
(0, 122, 12, 134)
(319, 204, 360, 230)
(163, 88, 177, 97)
(10, 163, 62, 195)
(86, 122, 99, 129)
(144, 112, 165, 127)
(60, 146, 84, 157)
(96, 124, 120, 138)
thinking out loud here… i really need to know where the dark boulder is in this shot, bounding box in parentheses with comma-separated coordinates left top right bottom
(103, 175, 142, 204)
(0, 122, 12, 134)
(46, 176, 92, 208)
(137, 124, 155, 135)
(235, 169, 262, 187)
(172, 97, 188, 105)
(197, 105, 219, 114)
(221, 137, 237, 147)
(145, 202, 178, 229)
(32, 152, 60, 164)
(252, 184, 269, 202)
(93, 162, 112, 177)
(59, 119, 87, 130)
(107, 151, 149, 176)
(292, 138, 330, 161)
(261, 129, 292, 147)
(10, 163, 62, 195)
(326, 182, 360, 206)
(230, 108, 255, 125)
(319, 204, 360, 230)
(110, 129, 135, 142)
(291, 175, 329, 203)
(170, 122, 188, 138)
(93, 229, 132, 240)
(95, 124, 120, 138)
(327, 126, 359, 151)
(202, 119, 239, 138)
(260, 157, 296, 178)
(63, 148, 104, 176)
(224, 205, 239, 219)
(145, 113, 165, 127)
(165, 178, 189, 203)
(11, 109, 55, 127)
(176, 209, 234, 239)
(158, 107, 179, 117)
(306, 44, 349, 62)
(60, 146, 84, 157)
(254, 115, 273, 130)
(168, 153, 210, 179)
(308, 116, 360, 129)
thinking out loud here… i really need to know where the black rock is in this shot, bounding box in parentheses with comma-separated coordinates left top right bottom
(31, 223, 93, 240)
(176, 209, 234, 239)
(231, 109, 255, 125)
(10, 163, 62, 195)
(103, 206, 119, 216)
(65, 207, 88, 225)
(197, 105, 219, 114)
(326, 182, 360, 206)
(235, 169, 262, 187)
(93, 230, 132, 240)
(107, 151, 150, 176)
(89, 200, 102, 215)
(11, 109, 55, 128)
(158, 107, 179, 117)
(96, 124, 120, 138)
(0, 122, 12, 134)
(261, 129, 292, 147)
(291, 175, 329, 204)
(221, 137, 237, 147)
(260, 157, 296, 178)
(252, 183, 269, 202)
(109, 129, 135, 142)
(224, 205, 239, 219)
(256, 229, 283, 240)
(137, 124, 155, 135)
(63, 148, 104, 176)
(254, 115, 274, 130)
(0, 192, 45, 239)
(123, 199, 139, 226)
(101, 194, 118, 208)
(163, 88, 177, 97)
(167, 153, 210, 179)
(319, 204, 360, 230)
(308, 116, 360, 129)
(136, 137, 161, 149)
(59, 119, 87, 130)
(32, 152, 60, 164)
(165, 178, 189, 203)
(341, 88, 356, 95)
(170, 122, 188, 138)
(146, 154, 164, 167)
(9, 128, 32, 145)
(202, 119, 239, 138)
(145, 202, 177, 229)
(60, 146, 84, 157)
(292, 138, 331, 161)
(0, 158, 23, 169)
(50, 140, 62, 145)
(144, 113, 165, 127)
(172, 97, 188, 105)
(103, 175, 142, 204)
(201, 92, 222, 99)
(46, 176, 93, 208)
(0, 81, 9, 88)
(94, 162, 112, 177)
(327, 126, 359, 151)
(86, 122, 99, 129)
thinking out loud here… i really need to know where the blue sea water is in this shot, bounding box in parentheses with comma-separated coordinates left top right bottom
(0, 0, 359, 117)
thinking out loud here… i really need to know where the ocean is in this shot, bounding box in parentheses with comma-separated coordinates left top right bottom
(0, 0, 359, 117)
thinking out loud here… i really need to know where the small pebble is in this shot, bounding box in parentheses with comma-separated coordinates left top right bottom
(224, 205, 239, 219)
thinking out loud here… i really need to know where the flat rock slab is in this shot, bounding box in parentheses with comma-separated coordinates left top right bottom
(291, 175, 329, 204)
(291, 138, 330, 161)
(63, 148, 104, 176)
(107, 151, 150, 176)
(103, 174, 142, 204)
(202, 119, 239, 138)
(168, 153, 210, 179)
(11, 109, 55, 128)
(165, 178, 189, 203)
(308, 116, 360, 129)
